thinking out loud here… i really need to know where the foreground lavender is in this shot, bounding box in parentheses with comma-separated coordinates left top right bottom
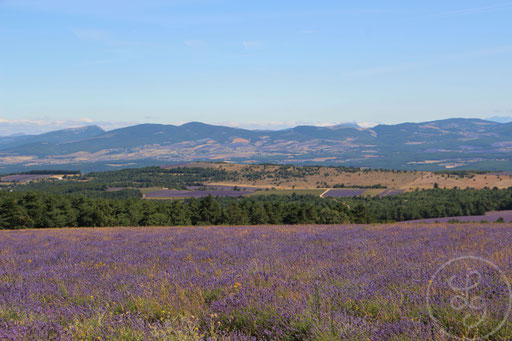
(1, 224, 512, 340)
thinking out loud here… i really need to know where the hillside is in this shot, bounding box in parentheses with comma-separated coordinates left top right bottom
(194, 163, 512, 190)
(1, 119, 512, 173)
(0, 125, 105, 150)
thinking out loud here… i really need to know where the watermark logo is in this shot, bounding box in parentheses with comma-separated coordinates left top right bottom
(426, 256, 512, 340)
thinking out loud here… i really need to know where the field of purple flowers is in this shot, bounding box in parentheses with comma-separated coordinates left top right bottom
(1, 224, 512, 340)
(0, 174, 54, 183)
(322, 189, 366, 197)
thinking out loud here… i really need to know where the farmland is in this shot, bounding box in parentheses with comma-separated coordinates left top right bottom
(1, 223, 511, 340)
(0, 174, 65, 183)
(2, 163, 512, 229)
(246, 189, 325, 197)
(321, 189, 366, 198)
(4, 163, 512, 202)
(206, 163, 512, 190)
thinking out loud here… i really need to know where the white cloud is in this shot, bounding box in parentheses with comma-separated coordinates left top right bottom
(213, 120, 376, 130)
(0, 118, 135, 136)
(357, 122, 378, 128)
(0, 118, 380, 136)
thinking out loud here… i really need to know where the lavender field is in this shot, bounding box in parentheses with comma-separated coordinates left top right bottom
(0, 174, 54, 183)
(187, 185, 262, 191)
(1, 224, 512, 340)
(322, 189, 366, 197)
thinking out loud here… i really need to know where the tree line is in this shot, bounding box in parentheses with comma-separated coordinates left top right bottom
(1, 187, 511, 229)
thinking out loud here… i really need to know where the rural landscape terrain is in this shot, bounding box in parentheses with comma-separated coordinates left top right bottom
(2, 1, 512, 340)
(2, 162, 512, 340)
(1, 118, 512, 173)
(1, 163, 512, 227)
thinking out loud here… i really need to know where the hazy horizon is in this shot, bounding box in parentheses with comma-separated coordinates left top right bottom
(1, 115, 511, 137)
(1, 0, 511, 134)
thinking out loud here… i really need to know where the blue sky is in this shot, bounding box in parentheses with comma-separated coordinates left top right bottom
(1, 0, 511, 134)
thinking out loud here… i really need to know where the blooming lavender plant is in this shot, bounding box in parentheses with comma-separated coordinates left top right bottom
(1, 223, 511, 340)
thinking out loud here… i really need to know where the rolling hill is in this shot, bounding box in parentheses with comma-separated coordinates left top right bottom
(1, 118, 512, 173)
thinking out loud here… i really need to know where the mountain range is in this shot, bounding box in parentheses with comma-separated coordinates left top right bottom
(1, 118, 512, 173)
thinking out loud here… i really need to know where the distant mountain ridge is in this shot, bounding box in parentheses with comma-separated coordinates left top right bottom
(1, 119, 512, 172)
(0, 125, 105, 150)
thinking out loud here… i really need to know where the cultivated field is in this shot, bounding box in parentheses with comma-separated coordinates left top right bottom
(140, 163, 512, 199)
(0, 174, 67, 183)
(1, 224, 511, 340)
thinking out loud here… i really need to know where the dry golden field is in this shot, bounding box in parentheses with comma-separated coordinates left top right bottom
(196, 163, 512, 191)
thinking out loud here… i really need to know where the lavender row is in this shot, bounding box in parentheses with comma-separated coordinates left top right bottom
(0, 174, 54, 182)
(323, 189, 366, 197)
(186, 184, 261, 191)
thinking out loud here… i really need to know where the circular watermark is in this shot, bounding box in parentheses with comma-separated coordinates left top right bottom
(426, 256, 512, 340)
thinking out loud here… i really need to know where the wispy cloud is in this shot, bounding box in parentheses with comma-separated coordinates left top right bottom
(433, 2, 512, 17)
(242, 40, 263, 50)
(340, 45, 512, 77)
(82, 59, 118, 66)
(72, 28, 110, 42)
(340, 61, 421, 77)
(1, 0, 197, 16)
(71, 28, 148, 47)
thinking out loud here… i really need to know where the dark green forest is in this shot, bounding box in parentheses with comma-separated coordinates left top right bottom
(3, 166, 233, 199)
(1, 188, 511, 229)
